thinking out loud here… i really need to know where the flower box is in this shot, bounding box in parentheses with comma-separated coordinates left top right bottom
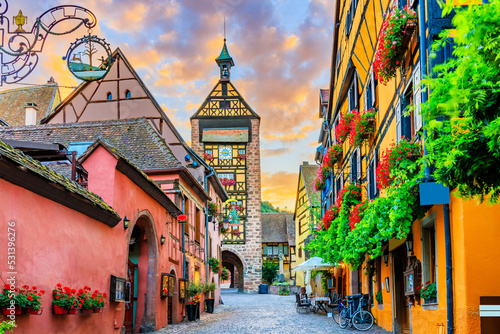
(53, 304, 68, 315)
(21, 307, 31, 315)
(2, 307, 21, 315)
(93, 307, 103, 313)
(424, 297, 437, 304)
(68, 308, 79, 315)
(81, 308, 94, 314)
(29, 307, 43, 315)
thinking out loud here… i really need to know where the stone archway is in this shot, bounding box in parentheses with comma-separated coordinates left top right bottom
(126, 210, 159, 333)
(222, 250, 245, 292)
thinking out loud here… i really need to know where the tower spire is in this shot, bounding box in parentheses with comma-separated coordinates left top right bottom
(215, 32, 235, 80)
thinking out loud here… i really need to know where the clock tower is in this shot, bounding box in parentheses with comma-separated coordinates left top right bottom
(191, 39, 262, 292)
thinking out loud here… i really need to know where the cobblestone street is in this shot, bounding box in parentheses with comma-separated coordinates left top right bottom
(155, 291, 391, 334)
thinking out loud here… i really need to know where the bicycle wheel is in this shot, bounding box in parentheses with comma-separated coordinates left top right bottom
(352, 310, 374, 331)
(338, 308, 349, 329)
(332, 307, 341, 325)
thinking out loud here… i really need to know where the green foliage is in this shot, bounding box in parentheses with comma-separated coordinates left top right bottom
(423, 0, 500, 203)
(419, 282, 437, 299)
(262, 260, 279, 284)
(0, 321, 15, 334)
(187, 281, 203, 297)
(376, 291, 383, 304)
(261, 201, 288, 213)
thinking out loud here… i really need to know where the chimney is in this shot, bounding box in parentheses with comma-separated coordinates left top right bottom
(302, 161, 309, 166)
(24, 102, 38, 126)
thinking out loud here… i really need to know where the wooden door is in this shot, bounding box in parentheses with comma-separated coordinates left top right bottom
(124, 260, 137, 334)
(393, 246, 410, 334)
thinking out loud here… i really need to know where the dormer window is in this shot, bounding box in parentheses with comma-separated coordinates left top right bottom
(107, 92, 112, 100)
(125, 90, 131, 99)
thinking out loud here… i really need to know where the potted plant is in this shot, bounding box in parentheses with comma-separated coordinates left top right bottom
(323, 144, 343, 171)
(219, 178, 236, 187)
(203, 283, 216, 313)
(419, 281, 437, 304)
(20, 286, 45, 315)
(220, 267, 230, 281)
(209, 257, 221, 275)
(207, 202, 219, 222)
(52, 284, 76, 315)
(375, 291, 383, 305)
(335, 110, 357, 143)
(0, 285, 21, 316)
(349, 109, 377, 147)
(374, 5, 417, 84)
(78, 286, 95, 314)
(186, 282, 202, 321)
(313, 164, 330, 192)
(237, 153, 246, 161)
(91, 290, 107, 313)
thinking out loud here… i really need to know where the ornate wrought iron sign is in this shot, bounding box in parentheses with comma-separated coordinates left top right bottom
(0, 0, 102, 85)
(63, 34, 112, 81)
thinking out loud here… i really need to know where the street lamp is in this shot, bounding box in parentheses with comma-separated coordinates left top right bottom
(405, 232, 414, 254)
(383, 248, 389, 266)
(123, 216, 130, 229)
(160, 234, 165, 245)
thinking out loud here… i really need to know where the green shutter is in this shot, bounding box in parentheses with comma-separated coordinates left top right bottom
(263, 245, 268, 255)
(284, 245, 289, 256)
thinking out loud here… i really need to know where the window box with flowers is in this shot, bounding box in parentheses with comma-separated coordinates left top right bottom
(323, 144, 343, 171)
(207, 201, 219, 222)
(314, 164, 330, 192)
(237, 153, 246, 161)
(335, 110, 357, 143)
(231, 229, 242, 237)
(374, 5, 417, 85)
(322, 205, 340, 230)
(204, 152, 214, 162)
(220, 178, 236, 188)
(349, 109, 377, 147)
(419, 281, 437, 304)
(52, 284, 77, 315)
(349, 200, 370, 231)
(0, 284, 43, 315)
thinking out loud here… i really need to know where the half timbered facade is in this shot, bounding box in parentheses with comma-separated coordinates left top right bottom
(191, 39, 262, 292)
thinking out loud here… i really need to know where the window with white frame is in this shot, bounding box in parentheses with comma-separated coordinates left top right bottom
(347, 73, 359, 111)
(345, 0, 359, 37)
(364, 71, 377, 109)
(368, 152, 378, 199)
(413, 62, 423, 135)
(335, 173, 344, 198)
(421, 213, 438, 303)
(350, 148, 361, 183)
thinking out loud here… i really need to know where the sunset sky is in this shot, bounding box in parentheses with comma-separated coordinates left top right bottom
(3, 0, 334, 211)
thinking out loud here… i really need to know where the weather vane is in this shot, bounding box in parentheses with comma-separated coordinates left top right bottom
(0, 0, 111, 85)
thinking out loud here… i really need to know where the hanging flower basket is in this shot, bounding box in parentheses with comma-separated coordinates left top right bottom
(322, 205, 340, 230)
(314, 164, 330, 192)
(204, 152, 214, 161)
(323, 144, 343, 170)
(237, 153, 246, 161)
(349, 109, 377, 147)
(335, 110, 357, 143)
(374, 5, 417, 85)
(53, 304, 68, 315)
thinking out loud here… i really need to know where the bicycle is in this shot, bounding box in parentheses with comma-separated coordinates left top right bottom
(334, 294, 374, 331)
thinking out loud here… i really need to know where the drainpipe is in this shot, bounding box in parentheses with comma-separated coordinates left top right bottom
(443, 203, 454, 334)
(165, 189, 187, 279)
(418, 0, 430, 179)
(204, 168, 215, 282)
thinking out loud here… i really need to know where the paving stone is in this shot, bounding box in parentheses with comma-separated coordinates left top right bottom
(154, 292, 391, 334)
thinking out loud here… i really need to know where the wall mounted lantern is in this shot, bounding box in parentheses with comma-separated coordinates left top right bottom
(123, 216, 130, 229)
(383, 248, 389, 266)
(160, 234, 166, 245)
(405, 232, 414, 254)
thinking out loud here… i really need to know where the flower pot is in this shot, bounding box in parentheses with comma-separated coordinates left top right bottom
(81, 308, 94, 314)
(424, 297, 437, 304)
(2, 306, 22, 315)
(68, 308, 79, 315)
(186, 304, 197, 321)
(93, 307, 103, 313)
(29, 307, 43, 315)
(21, 307, 31, 315)
(205, 299, 215, 313)
(53, 305, 68, 315)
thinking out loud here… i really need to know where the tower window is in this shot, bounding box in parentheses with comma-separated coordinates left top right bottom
(221, 83, 227, 96)
(125, 90, 131, 99)
(107, 92, 112, 100)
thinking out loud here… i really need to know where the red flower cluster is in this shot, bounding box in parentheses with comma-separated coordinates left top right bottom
(204, 152, 213, 161)
(373, 5, 417, 84)
(220, 178, 236, 187)
(323, 144, 343, 171)
(349, 109, 377, 147)
(238, 153, 246, 160)
(376, 139, 423, 189)
(335, 110, 357, 143)
(322, 205, 340, 230)
(53, 285, 107, 310)
(349, 201, 369, 231)
(314, 164, 330, 191)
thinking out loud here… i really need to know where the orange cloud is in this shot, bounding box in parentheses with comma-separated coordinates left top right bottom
(262, 171, 299, 211)
(262, 147, 294, 157)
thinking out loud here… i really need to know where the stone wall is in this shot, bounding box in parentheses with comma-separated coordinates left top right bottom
(190, 118, 262, 292)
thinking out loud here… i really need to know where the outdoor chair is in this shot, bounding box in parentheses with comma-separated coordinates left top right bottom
(295, 293, 311, 314)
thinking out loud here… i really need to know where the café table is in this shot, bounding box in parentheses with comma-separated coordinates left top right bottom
(311, 296, 330, 314)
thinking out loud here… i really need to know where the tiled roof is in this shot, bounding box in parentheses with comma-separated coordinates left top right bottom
(0, 139, 118, 217)
(320, 89, 329, 104)
(262, 213, 294, 244)
(202, 128, 249, 142)
(301, 165, 320, 206)
(0, 118, 182, 170)
(0, 84, 59, 126)
(286, 215, 296, 246)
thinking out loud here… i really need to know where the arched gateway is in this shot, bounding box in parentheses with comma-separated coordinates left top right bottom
(222, 250, 245, 291)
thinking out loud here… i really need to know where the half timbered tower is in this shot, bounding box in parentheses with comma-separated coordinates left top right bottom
(191, 39, 262, 291)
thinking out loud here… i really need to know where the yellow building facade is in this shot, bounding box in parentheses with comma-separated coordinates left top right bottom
(293, 162, 320, 287)
(317, 0, 500, 333)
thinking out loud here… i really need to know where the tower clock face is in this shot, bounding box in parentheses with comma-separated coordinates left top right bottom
(219, 146, 232, 160)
